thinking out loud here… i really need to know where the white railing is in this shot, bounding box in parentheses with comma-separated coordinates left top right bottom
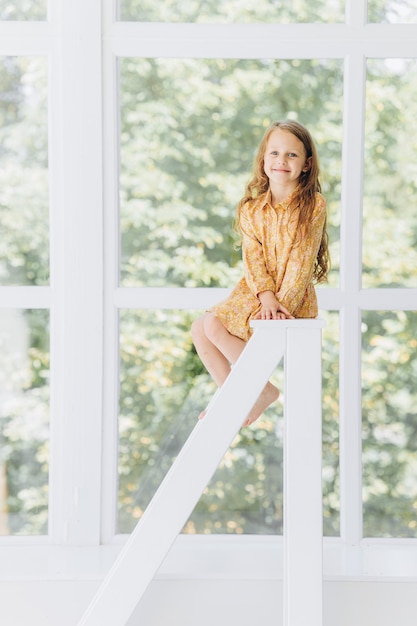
(79, 319, 324, 626)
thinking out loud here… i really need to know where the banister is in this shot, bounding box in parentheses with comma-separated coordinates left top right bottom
(79, 319, 324, 626)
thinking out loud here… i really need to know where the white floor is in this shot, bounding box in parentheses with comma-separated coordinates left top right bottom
(1, 579, 417, 626)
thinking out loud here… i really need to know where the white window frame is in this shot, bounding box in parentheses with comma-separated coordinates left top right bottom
(0, 0, 104, 548)
(0, 0, 416, 581)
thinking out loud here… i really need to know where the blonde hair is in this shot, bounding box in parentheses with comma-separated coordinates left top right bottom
(236, 120, 330, 283)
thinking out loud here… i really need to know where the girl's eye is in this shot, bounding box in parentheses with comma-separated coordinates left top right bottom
(288, 153, 297, 158)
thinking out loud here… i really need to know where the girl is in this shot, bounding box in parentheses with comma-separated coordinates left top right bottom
(191, 120, 330, 427)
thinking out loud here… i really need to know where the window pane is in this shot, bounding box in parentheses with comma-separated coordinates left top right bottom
(118, 309, 340, 536)
(362, 311, 417, 538)
(118, 309, 208, 533)
(363, 59, 417, 288)
(188, 309, 340, 535)
(118, 0, 345, 23)
(368, 0, 417, 23)
(188, 365, 285, 535)
(119, 58, 342, 289)
(0, 309, 49, 535)
(0, 0, 46, 20)
(118, 308, 284, 535)
(0, 57, 49, 286)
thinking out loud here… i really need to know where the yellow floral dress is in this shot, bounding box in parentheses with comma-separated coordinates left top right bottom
(210, 189, 327, 341)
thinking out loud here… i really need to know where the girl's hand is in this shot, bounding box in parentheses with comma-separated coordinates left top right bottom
(255, 291, 295, 320)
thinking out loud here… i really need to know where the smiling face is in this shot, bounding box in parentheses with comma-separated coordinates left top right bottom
(263, 128, 310, 199)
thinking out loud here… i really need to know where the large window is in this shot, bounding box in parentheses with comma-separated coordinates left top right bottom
(0, 55, 49, 535)
(0, 0, 416, 581)
(361, 57, 417, 537)
(117, 56, 343, 535)
(108, 2, 417, 546)
(118, 309, 339, 535)
(0, 0, 104, 547)
(119, 58, 342, 289)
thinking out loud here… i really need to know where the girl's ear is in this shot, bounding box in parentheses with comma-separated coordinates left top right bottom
(303, 156, 312, 172)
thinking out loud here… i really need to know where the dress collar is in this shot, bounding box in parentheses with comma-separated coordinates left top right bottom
(261, 188, 297, 210)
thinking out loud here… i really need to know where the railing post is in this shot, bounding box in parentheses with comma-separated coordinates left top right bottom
(283, 322, 324, 626)
(78, 322, 287, 626)
(78, 320, 324, 626)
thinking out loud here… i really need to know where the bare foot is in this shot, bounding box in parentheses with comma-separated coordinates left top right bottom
(198, 409, 207, 420)
(242, 383, 279, 427)
(198, 383, 279, 425)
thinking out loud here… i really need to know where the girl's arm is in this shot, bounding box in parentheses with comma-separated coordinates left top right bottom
(277, 195, 327, 314)
(240, 209, 276, 297)
(240, 208, 294, 319)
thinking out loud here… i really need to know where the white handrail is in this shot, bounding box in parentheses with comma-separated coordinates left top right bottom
(79, 319, 324, 626)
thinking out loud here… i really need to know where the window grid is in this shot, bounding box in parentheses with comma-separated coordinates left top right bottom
(0, 0, 415, 580)
(102, 13, 417, 550)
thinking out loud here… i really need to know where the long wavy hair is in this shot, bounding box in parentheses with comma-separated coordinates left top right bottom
(236, 120, 330, 283)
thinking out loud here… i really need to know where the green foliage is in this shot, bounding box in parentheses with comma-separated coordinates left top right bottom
(0, 56, 49, 286)
(118, 309, 209, 530)
(368, 0, 417, 23)
(0, 56, 50, 533)
(118, 309, 284, 534)
(120, 57, 342, 289)
(119, 0, 344, 23)
(363, 59, 417, 287)
(0, 1, 46, 20)
(118, 309, 340, 535)
(1, 24, 416, 539)
(0, 310, 49, 535)
(362, 311, 417, 537)
(117, 57, 343, 535)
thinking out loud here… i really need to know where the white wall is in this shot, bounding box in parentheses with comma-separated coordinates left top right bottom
(1, 579, 416, 626)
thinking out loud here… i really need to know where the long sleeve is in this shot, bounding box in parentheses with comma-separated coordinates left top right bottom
(240, 208, 276, 297)
(276, 195, 327, 314)
(209, 192, 326, 342)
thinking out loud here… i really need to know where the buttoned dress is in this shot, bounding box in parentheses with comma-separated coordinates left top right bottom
(210, 189, 327, 342)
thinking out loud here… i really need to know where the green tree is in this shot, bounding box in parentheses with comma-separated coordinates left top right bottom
(119, 0, 344, 23)
(0, 310, 49, 535)
(360, 59, 417, 536)
(0, 56, 49, 286)
(0, 1, 46, 20)
(0, 55, 49, 535)
(120, 57, 342, 289)
(368, 0, 417, 23)
(118, 56, 343, 534)
(363, 59, 417, 288)
(362, 312, 417, 537)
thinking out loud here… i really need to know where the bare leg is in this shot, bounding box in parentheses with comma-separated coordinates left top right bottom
(191, 314, 232, 387)
(191, 313, 279, 425)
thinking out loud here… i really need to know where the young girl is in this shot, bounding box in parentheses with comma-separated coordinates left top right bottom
(191, 119, 330, 427)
